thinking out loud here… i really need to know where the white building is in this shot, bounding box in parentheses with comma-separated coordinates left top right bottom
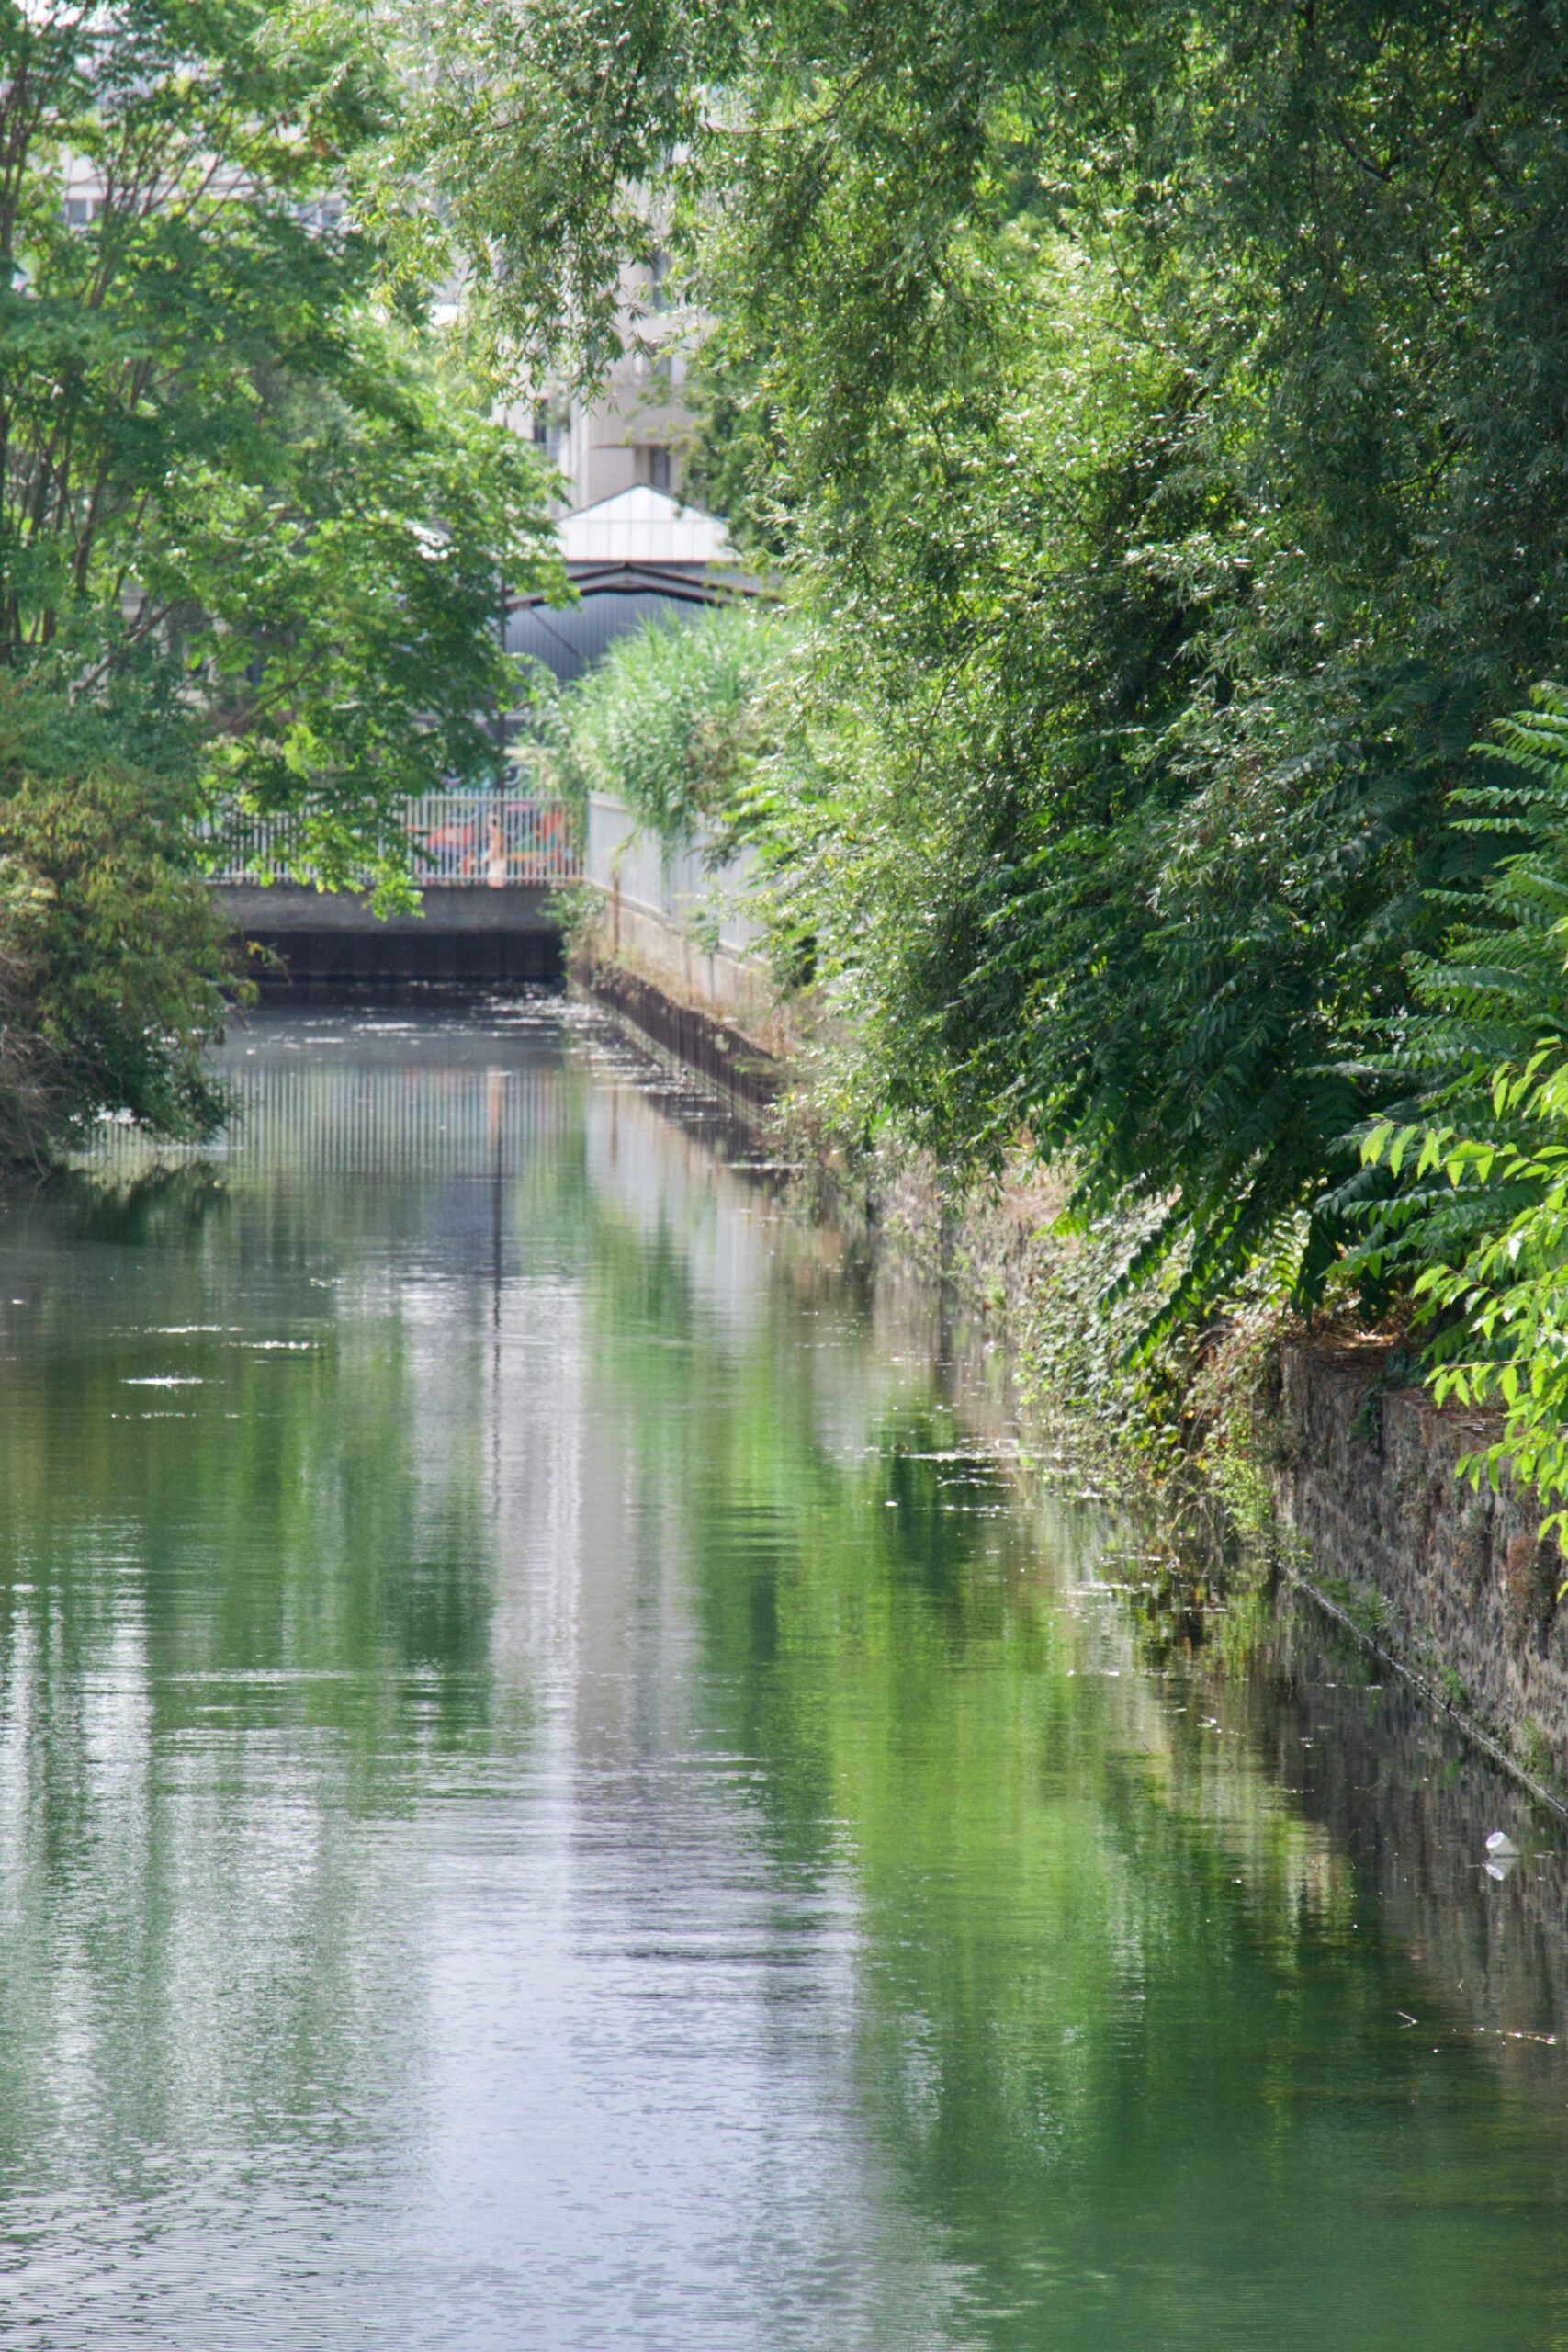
(526, 253, 699, 509)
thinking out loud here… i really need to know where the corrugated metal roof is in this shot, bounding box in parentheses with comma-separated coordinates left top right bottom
(506, 590, 704, 684)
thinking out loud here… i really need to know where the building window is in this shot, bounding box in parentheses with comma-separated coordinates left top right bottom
(649, 247, 672, 312)
(647, 446, 671, 493)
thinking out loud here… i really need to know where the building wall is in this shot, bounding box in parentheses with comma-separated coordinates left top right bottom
(520, 251, 699, 510)
(559, 374, 692, 509)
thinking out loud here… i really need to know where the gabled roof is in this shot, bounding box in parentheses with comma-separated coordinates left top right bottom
(557, 486, 735, 568)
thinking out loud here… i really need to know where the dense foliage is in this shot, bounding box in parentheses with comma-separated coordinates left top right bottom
(423, 1, 1568, 1372)
(518, 605, 781, 852)
(0, 0, 558, 1153)
(0, 679, 229, 1158)
(1356, 692, 1568, 1531)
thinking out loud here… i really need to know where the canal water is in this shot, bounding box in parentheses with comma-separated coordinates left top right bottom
(1, 998, 1567, 2350)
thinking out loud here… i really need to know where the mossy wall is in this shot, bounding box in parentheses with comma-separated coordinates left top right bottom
(1270, 1344, 1568, 1798)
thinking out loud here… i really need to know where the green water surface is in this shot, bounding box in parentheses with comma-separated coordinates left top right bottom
(0, 998, 1564, 2349)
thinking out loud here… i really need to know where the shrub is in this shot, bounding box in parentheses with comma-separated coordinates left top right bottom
(0, 683, 233, 1163)
(1358, 688, 1568, 1532)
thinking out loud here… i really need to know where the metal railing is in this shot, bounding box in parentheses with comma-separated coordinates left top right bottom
(213, 796, 581, 888)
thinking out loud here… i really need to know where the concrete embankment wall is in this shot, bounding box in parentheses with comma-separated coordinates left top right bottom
(582, 957, 784, 1114)
(572, 834, 1568, 1797)
(584, 797, 790, 1045)
(574, 795, 802, 1103)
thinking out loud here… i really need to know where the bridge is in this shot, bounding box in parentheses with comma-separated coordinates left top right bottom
(212, 797, 581, 981)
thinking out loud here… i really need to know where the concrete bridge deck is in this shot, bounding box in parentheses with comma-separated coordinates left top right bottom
(211, 797, 576, 981)
(217, 883, 564, 982)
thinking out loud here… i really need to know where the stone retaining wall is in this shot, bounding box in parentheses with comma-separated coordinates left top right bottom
(1271, 1342, 1568, 1793)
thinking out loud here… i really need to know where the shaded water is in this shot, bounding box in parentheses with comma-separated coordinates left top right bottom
(0, 999, 1566, 2348)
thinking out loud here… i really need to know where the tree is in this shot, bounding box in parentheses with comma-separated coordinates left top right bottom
(419, 0, 1568, 1331)
(0, 0, 561, 1150)
(0, 675, 229, 1156)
